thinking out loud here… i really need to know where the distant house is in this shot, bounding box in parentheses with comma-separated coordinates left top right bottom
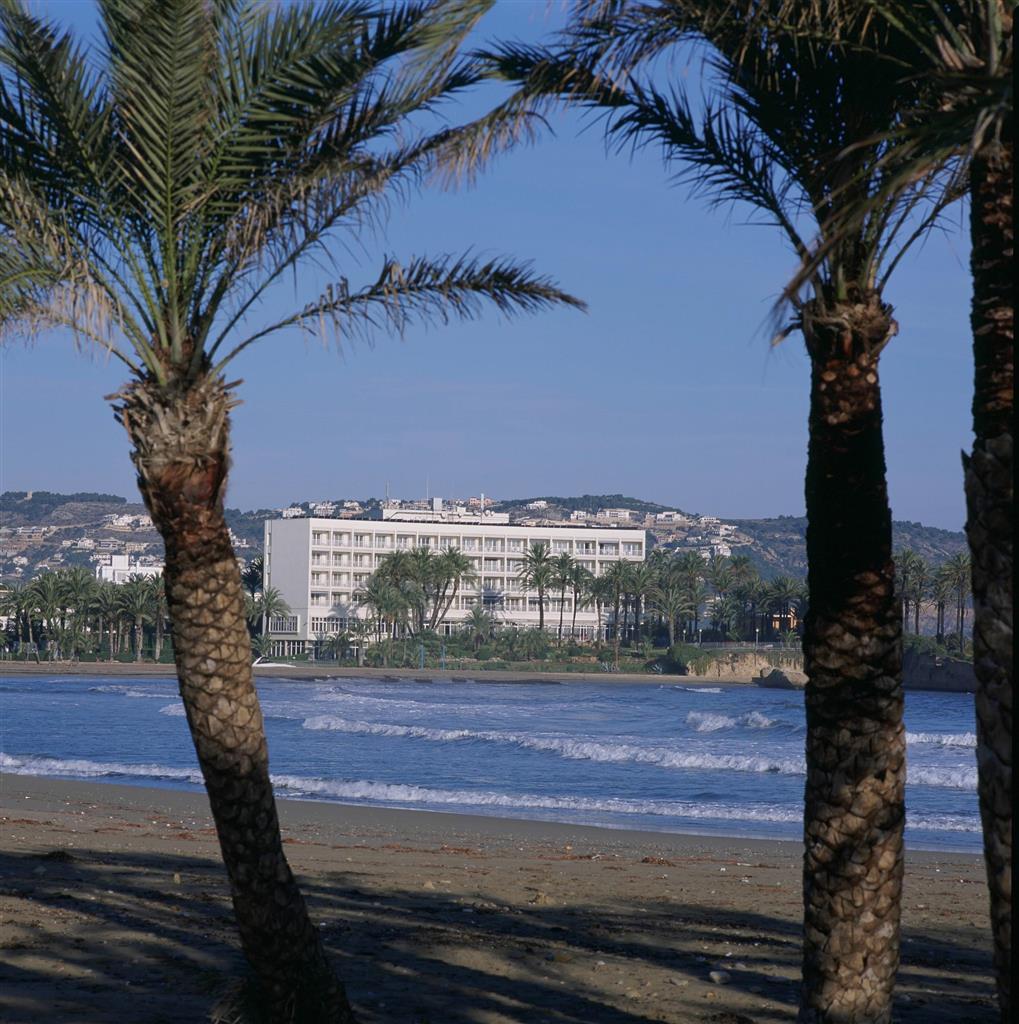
(598, 508, 633, 522)
(95, 554, 163, 584)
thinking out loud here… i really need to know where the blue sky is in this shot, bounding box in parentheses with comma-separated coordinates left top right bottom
(1, 2, 974, 528)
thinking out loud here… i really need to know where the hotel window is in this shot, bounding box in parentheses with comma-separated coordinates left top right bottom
(375, 535, 393, 549)
(312, 531, 329, 545)
(483, 539, 503, 552)
(599, 543, 618, 555)
(483, 558, 502, 571)
(439, 537, 460, 550)
(332, 572, 350, 587)
(419, 536, 437, 548)
(332, 553, 349, 566)
(311, 552, 329, 566)
(551, 540, 571, 553)
(354, 533, 371, 547)
(330, 592, 347, 605)
(397, 535, 413, 548)
(506, 539, 523, 552)
(311, 571, 327, 585)
(622, 543, 643, 556)
(311, 592, 329, 607)
(576, 541, 595, 554)
(461, 538, 477, 551)
(353, 573, 369, 586)
(332, 532, 350, 546)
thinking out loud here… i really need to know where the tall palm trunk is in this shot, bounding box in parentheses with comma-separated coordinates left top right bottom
(964, 137, 1013, 1023)
(799, 294, 904, 1024)
(117, 376, 354, 1023)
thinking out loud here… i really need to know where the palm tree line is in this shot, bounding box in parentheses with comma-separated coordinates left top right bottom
(1, 566, 167, 661)
(346, 540, 807, 652)
(895, 548, 973, 649)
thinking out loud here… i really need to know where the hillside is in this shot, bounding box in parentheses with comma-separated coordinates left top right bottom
(1, 490, 967, 581)
(730, 516, 968, 579)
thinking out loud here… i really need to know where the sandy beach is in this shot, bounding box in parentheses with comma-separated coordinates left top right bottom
(0, 661, 740, 686)
(0, 775, 995, 1024)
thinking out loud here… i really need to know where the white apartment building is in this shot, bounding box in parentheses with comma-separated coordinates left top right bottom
(95, 553, 163, 584)
(263, 516, 646, 656)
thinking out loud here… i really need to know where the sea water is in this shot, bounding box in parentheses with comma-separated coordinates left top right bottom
(0, 675, 981, 850)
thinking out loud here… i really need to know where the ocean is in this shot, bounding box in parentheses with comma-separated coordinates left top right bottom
(0, 675, 981, 851)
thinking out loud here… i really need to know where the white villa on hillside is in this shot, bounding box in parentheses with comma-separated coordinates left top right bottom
(264, 513, 646, 657)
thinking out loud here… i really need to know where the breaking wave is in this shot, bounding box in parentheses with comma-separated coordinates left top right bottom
(88, 684, 167, 698)
(0, 751, 203, 785)
(906, 731, 977, 749)
(685, 710, 777, 732)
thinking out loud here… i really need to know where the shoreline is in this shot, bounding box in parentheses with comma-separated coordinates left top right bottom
(0, 775, 995, 1023)
(0, 659, 738, 686)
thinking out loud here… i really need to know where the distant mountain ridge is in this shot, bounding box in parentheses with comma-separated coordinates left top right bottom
(1, 490, 967, 581)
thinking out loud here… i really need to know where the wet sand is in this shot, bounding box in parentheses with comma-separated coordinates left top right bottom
(0, 660, 734, 686)
(0, 775, 995, 1023)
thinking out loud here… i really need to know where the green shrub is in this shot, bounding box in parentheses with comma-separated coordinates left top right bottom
(475, 645, 494, 661)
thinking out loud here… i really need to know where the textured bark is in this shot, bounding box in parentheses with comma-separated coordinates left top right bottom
(799, 294, 905, 1024)
(965, 139, 1013, 1023)
(115, 375, 356, 1024)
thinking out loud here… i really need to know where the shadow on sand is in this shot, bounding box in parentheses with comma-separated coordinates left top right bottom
(0, 843, 996, 1024)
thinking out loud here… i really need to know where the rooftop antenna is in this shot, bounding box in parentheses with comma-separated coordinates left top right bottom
(385, 480, 390, 503)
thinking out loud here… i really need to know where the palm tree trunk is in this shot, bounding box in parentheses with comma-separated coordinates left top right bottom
(799, 295, 904, 1024)
(116, 376, 355, 1023)
(557, 586, 566, 645)
(964, 138, 1013, 1023)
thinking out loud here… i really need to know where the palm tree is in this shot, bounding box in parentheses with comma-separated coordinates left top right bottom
(147, 575, 168, 661)
(482, 4, 946, 1016)
(91, 581, 122, 661)
(603, 560, 630, 668)
(0, 2, 581, 1014)
(626, 561, 656, 644)
(0, 580, 33, 656)
(588, 572, 615, 650)
(464, 603, 494, 651)
(241, 557, 263, 600)
(428, 548, 478, 630)
(517, 541, 554, 631)
(119, 575, 152, 662)
(766, 5, 1012, 1007)
(944, 551, 973, 645)
(568, 562, 592, 641)
(29, 571, 62, 659)
(648, 572, 690, 648)
(894, 548, 922, 631)
(551, 551, 576, 644)
(932, 564, 955, 646)
(57, 566, 97, 658)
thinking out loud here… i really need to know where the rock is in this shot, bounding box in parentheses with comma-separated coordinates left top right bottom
(709, 970, 731, 985)
(422, 880, 435, 890)
(756, 667, 807, 689)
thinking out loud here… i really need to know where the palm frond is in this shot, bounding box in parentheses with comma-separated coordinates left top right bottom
(214, 252, 586, 369)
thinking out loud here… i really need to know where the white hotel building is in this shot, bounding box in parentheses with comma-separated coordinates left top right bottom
(263, 511, 646, 656)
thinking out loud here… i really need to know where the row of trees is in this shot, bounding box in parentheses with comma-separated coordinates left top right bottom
(349, 541, 808, 650)
(1, 567, 165, 661)
(1, 2, 1008, 1021)
(895, 548, 972, 644)
(1, 565, 289, 661)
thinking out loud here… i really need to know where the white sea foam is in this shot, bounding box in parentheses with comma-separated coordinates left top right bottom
(301, 714, 978, 790)
(159, 703, 186, 717)
(685, 710, 776, 732)
(0, 751, 202, 785)
(675, 686, 723, 693)
(88, 685, 166, 698)
(909, 765, 978, 790)
(269, 774, 806, 823)
(906, 731, 977, 749)
(0, 751, 980, 834)
(302, 716, 805, 776)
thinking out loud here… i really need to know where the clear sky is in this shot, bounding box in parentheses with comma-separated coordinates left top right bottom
(1, 2, 974, 529)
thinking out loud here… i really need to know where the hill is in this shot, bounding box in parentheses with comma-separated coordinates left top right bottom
(2, 490, 967, 582)
(729, 516, 968, 579)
